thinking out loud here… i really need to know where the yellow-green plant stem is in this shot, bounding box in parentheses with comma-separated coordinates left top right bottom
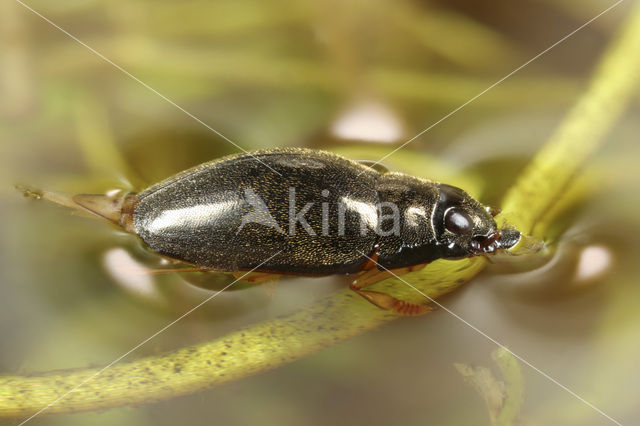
(2, 2, 640, 418)
(500, 1, 640, 236)
(0, 258, 483, 417)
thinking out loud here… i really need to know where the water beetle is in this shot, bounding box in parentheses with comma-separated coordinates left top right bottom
(19, 148, 520, 315)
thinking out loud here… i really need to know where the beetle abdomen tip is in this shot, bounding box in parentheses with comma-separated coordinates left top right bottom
(72, 194, 126, 226)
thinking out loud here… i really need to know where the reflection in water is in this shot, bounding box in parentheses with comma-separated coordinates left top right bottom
(331, 100, 404, 143)
(574, 245, 613, 282)
(102, 247, 159, 300)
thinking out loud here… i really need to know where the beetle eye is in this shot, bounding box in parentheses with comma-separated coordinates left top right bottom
(444, 208, 472, 235)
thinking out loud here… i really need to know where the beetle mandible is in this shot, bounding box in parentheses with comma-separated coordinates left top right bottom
(20, 148, 521, 315)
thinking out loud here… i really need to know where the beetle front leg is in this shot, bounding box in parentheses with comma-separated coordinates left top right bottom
(349, 264, 432, 316)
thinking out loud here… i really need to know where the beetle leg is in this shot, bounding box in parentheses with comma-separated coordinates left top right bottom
(353, 263, 427, 287)
(145, 266, 213, 275)
(350, 264, 432, 316)
(231, 272, 280, 298)
(349, 286, 433, 316)
(232, 271, 281, 284)
(356, 160, 390, 174)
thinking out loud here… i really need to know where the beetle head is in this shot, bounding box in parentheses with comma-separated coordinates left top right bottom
(433, 184, 514, 258)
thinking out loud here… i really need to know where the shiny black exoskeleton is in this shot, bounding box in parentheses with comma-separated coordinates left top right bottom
(128, 148, 519, 275)
(19, 148, 522, 314)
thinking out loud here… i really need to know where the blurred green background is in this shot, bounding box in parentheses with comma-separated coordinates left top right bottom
(1, 0, 639, 424)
